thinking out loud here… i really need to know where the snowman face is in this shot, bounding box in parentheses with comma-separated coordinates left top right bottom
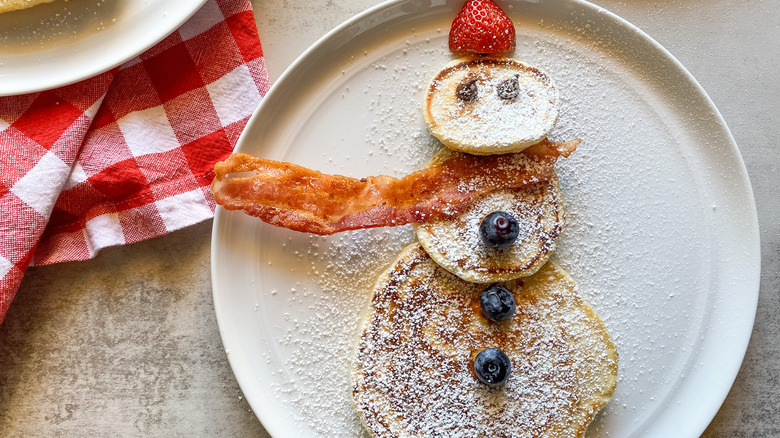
(423, 57, 560, 155)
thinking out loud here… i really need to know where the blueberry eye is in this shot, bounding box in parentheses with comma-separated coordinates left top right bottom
(480, 284, 516, 321)
(474, 348, 512, 386)
(497, 76, 519, 100)
(456, 78, 478, 101)
(479, 211, 520, 250)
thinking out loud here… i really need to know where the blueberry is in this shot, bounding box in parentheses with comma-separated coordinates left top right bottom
(456, 78, 478, 101)
(480, 284, 516, 321)
(474, 348, 512, 386)
(479, 211, 520, 250)
(497, 76, 520, 100)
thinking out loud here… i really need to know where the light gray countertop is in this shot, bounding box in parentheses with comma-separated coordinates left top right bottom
(1, 0, 777, 436)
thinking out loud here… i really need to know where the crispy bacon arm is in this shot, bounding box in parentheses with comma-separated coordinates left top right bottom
(211, 139, 579, 235)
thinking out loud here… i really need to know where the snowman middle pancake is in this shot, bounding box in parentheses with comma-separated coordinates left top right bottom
(414, 147, 564, 283)
(352, 244, 618, 438)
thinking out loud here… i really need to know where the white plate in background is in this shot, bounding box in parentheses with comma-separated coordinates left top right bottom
(0, 0, 206, 95)
(211, 0, 760, 436)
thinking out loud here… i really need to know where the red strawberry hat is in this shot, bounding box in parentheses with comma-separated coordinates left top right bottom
(449, 0, 516, 56)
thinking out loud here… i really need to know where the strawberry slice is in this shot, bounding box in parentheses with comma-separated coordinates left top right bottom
(449, 0, 516, 55)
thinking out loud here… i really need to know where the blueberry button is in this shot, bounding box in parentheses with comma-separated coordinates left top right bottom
(474, 348, 512, 386)
(480, 284, 516, 321)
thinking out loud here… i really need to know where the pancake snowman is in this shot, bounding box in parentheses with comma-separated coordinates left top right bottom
(352, 1, 617, 437)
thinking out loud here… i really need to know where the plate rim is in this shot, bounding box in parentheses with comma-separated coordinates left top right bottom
(0, 0, 208, 96)
(211, 0, 761, 436)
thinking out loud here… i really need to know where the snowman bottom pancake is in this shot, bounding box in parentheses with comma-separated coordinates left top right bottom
(414, 148, 564, 284)
(352, 244, 617, 438)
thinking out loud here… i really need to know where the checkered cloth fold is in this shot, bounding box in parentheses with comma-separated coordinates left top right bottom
(0, 0, 270, 324)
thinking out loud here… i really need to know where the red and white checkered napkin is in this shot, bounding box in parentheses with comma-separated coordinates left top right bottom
(0, 0, 271, 324)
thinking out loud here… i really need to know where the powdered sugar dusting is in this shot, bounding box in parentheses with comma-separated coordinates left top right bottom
(353, 246, 616, 437)
(511, 22, 715, 432)
(261, 227, 415, 437)
(0, 0, 123, 53)
(425, 58, 559, 153)
(243, 9, 718, 437)
(416, 165, 564, 283)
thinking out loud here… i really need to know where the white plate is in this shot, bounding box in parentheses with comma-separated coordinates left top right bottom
(211, 0, 760, 436)
(0, 0, 206, 96)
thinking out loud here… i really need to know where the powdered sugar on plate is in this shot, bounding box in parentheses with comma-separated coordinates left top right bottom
(216, 4, 737, 437)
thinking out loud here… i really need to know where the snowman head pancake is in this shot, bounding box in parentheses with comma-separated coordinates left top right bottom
(423, 56, 560, 155)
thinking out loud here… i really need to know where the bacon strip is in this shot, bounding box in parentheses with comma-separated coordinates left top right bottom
(211, 139, 579, 235)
